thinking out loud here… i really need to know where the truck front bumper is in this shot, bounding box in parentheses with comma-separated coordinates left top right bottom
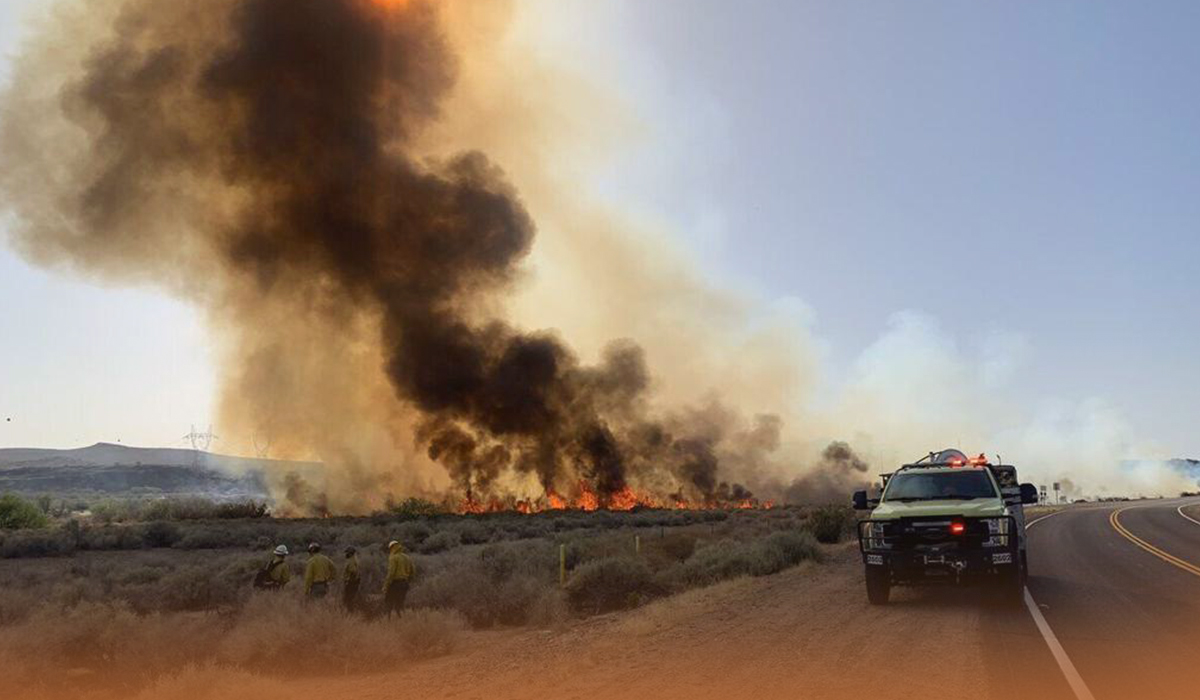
(859, 517, 1019, 583)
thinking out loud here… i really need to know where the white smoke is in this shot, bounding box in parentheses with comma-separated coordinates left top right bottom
(824, 311, 1189, 498)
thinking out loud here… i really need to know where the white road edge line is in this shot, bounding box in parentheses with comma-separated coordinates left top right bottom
(1024, 510, 1097, 700)
(1023, 589, 1096, 700)
(1177, 504, 1200, 527)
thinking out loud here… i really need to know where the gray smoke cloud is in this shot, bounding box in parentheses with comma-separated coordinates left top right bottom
(782, 441, 872, 505)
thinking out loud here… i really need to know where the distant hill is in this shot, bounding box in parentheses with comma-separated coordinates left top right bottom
(0, 443, 319, 499)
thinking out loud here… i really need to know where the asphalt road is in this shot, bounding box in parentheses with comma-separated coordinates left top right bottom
(1027, 498, 1200, 700)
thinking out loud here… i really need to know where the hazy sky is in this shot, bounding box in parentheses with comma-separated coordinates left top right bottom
(1, 1, 1197, 456)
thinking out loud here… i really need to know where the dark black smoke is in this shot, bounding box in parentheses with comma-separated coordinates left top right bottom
(11, 0, 779, 509)
(784, 441, 872, 505)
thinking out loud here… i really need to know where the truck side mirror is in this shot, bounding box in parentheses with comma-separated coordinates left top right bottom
(852, 490, 871, 510)
(1020, 483, 1039, 505)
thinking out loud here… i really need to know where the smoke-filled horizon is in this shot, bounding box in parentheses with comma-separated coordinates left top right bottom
(0, 0, 860, 513)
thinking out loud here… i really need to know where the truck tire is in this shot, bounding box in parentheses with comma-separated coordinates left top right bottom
(995, 564, 1024, 607)
(865, 567, 890, 605)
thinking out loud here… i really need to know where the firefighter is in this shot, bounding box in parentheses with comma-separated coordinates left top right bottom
(304, 542, 336, 598)
(254, 544, 291, 590)
(382, 539, 415, 618)
(342, 545, 361, 612)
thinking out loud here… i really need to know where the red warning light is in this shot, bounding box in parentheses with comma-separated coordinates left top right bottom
(969, 454, 990, 466)
(950, 521, 966, 536)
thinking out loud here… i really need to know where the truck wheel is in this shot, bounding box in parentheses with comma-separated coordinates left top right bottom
(995, 566, 1024, 607)
(865, 567, 890, 605)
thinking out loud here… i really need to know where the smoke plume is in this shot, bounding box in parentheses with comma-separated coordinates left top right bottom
(0, 0, 809, 512)
(783, 442, 871, 505)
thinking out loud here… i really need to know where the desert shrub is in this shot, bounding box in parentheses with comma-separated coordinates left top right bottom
(90, 499, 142, 524)
(214, 501, 270, 519)
(394, 520, 433, 548)
(395, 608, 468, 658)
(408, 566, 498, 627)
(172, 525, 240, 550)
(419, 529, 460, 554)
(764, 529, 822, 566)
(0, 529, 74, 558)
(565, 556, 658, 614)
(676, 529, 821, 587)
(524, 586, 569, 628)
(406, 541, 557, 627)
(0, 593, 466, 696)
(805, 505, 856, 544)
(0, 587, 41, 625)
(457, 520, 492, 545)
(77, 524, 142, 551)
(389, 497, 445, 519)
(118, 566, 167, 586)
(676, 539, 757, 586)
(478, 540, 553, 581)
(0, 494, 49, 530)
(505, 519, 551, 540)
(158, 568, 220, 611)
(143, 521, 182, 548)
(0, 601, 224, 691)
(492, 573, 556, 626)
(646, 532, 697, 563)
(217, 593, 464, 670)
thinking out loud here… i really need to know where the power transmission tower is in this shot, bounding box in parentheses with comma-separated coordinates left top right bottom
(182, 424, 218, 468)
(252, 432, 272, 459)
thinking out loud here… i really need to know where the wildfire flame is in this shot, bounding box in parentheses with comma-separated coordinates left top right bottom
(456, 481, 775, 515)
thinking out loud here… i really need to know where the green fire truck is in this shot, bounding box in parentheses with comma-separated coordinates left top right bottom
(853, 449, 1040, 606)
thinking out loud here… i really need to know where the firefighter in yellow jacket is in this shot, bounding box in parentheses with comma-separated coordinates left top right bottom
(304, 542, 336, 598)
(254, 545, 291, 590)
(383, 540, 415, 618)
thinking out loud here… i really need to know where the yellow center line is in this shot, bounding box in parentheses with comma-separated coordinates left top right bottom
(1110, 507, 1200, 578)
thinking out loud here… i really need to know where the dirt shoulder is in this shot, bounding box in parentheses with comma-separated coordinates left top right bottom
(289, 545, 1072, 700)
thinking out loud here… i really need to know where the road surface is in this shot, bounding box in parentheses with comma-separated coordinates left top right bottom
(1027, 498, 1200, 700)
(264, 499, 1200, 700)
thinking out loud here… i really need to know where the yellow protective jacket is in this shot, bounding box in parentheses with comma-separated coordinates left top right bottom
(304, 553, 336, 594)
(383, 543, 414, 592)
(343, 555, 360, 583)
(268, 555, 291, 586)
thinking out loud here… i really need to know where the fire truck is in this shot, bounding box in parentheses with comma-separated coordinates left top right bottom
(852, 449, 1039, 606)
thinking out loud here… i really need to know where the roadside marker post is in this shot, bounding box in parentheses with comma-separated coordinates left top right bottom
(559, 543, 566, 588)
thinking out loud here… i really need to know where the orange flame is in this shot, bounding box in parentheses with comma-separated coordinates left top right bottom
(452, 482, 776, 515)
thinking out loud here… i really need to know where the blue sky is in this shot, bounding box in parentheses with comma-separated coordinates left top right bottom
(585, 0, 1200, 456)
(1, 0, 1197, 456)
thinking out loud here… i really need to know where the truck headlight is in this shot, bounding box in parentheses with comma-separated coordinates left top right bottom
(983, 517, 1010, 547)
(862, 521, 891, 549)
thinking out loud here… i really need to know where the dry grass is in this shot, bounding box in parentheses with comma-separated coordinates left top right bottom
(0, 507, 832, 697)
(0, 591, 466, 700)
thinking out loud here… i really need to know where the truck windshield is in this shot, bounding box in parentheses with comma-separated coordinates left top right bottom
(883, 470, 998, 502)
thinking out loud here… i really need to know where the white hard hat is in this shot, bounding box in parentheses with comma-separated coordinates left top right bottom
(274, 545, 289, 556)
(388, 540, 400, 549)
